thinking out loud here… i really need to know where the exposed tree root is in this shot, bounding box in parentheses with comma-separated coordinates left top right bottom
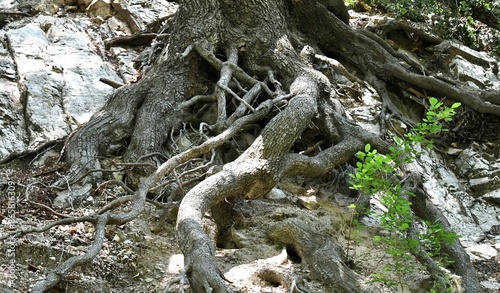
(163, 268, 188, 293)
(2, 63, 289, 292)
(292, 0, 500, 117)
(176, 72, 321, 292)
(30, 216, 107, 293)
(365, 18, 443, 45)
(398, 162, 482, 292)
(173, 43, 394, 290)
(0, 138, 65, 165)
(8, 0, 497, 292)
(268, 218, 381, 293)
(255, 266, 304, 293)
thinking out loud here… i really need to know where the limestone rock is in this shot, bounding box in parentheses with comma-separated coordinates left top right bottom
(86, 0, 114, 20)
(1, 15, 120, 156)
(265, 187, 287, 200)
(434, 40, 498, 69)
(482, 189, 500, 205)
(298, 195, 319, 210)
(0, 33, 27, 158)
(455, 148, 491, 178)
(481, 281, 500, 293)
(466, 244, 498, 260)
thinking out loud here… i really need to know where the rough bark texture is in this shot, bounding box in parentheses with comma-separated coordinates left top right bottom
(52, 0, 500, 292)
(268, 218, 382, 293)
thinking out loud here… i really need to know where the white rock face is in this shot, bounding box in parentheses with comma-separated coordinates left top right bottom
(4, 16, 120, 148)
(466, 243, 498, 260)
(419, 147, 500, 244)
(483, 189, 500, 205)
(0, 0, 177, 159)
(0, 33, 27, 158)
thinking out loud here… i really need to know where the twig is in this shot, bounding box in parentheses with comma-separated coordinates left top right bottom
(0, 215, 96, 240)
(97, 195, 134, 214)
(97, 179, 134, 194)
(0, 138, 65, 165)
(27, 200, 73, 218)
(172, 169, 185, 197)
(99, 77, 124, 89)
(114, 162, 156, 168)
(299, 140, 325, 155)
(31, 215, 107, 293)
(25, 182, 65, 200)
(146, 199, 177, 209)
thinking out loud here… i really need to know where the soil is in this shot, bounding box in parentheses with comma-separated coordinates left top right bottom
(0, 152, 400, 293)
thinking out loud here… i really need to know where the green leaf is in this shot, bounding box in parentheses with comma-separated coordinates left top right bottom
(365, 144, 371, 153)
(381, 156, 392, 163)
(429, 97, 438, 107)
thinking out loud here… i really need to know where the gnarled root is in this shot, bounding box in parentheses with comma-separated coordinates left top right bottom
(268, 218, 382, 293)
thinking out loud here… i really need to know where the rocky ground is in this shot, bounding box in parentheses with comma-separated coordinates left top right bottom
(0, 1, 499, 292)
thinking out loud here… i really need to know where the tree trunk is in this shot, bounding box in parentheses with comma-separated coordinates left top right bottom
(58, 0, 499, 292)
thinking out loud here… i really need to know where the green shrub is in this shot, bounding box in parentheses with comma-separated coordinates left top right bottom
(348, 97, 460, 291)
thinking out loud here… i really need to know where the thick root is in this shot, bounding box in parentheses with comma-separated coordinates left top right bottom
(268, 218, 381, 293)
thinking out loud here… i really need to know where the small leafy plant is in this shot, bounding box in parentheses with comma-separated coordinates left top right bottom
(405, 96, 461, 149)
(348, 97, 460, 291)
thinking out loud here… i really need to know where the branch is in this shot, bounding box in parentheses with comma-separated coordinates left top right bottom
(0, 138, 65, 165)
(0, 215, 96, 240)
(26, 200, 73, 218)
(31, 215, 108, 293)
(385, 63, 500, 115)
(99, 77, 124, 89)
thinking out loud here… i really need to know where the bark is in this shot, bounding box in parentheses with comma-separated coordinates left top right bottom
(409, 184, 482, 292)
(402, 163, 482, 293)
(268, 219, 382, 293)
(54, 0, 499, 292)
(176, 74, 321, 291)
